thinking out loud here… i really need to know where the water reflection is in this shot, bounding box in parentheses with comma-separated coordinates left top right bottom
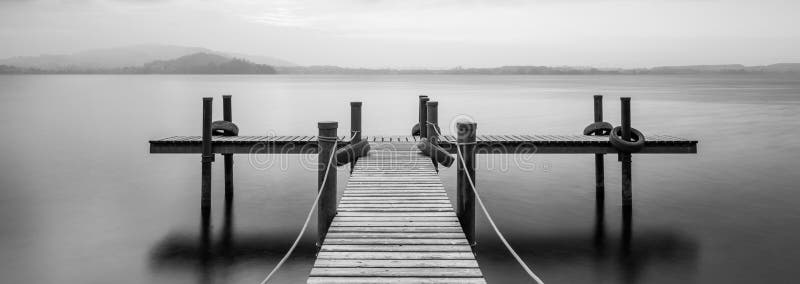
(148, 181, 297, 283)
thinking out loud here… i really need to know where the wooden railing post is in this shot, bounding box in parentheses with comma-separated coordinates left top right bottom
(426, 101, 439, 144)
(593, 95, 605, 199)
(427, 101, 439, 171)
(350, 102, 362, 143)
(418, 95, 429, 138)
(222, 95, 234, 197)
(457, 121, 477, 246)
(350, 102, 362, 173)
(317, 121, 338, 245)
(201, 97, 214, 210)
(620, 97, 632, 207)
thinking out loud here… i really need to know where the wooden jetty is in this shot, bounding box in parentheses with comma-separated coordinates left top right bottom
(308, 148, 486, 284)
(148, 94, 698, 283)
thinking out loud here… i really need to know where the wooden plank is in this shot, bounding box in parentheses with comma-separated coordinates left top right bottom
(310, 267, 482, 277)
(335, 212, 456, 217)
(328, 226, 463, 233)
(320, 245, 472, 252)
(331, 221, 461, 227)
(308, 277, 486, 284)
(312, 259, 478, 268)
(325, 232, 466, 239)
(323, 239, 467, 245)
(317, 252, 476, 260)
(336, 208, 453, 212)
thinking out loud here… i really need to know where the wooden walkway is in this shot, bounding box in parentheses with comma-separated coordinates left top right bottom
(308, 147, 486, 284)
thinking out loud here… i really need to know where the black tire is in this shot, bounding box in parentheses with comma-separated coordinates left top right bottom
(212, 121, 239, 136)
(583, 121, 613, 136)
(609, 126, 645, 153)
(412, 123, 440, 136)
(411, 123, 420, 136)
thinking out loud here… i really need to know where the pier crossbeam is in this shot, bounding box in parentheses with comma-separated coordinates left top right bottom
(308, 147, 486, 284)
(149, 134, 696, 154)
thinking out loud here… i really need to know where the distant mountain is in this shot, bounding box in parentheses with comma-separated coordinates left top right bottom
(0, 44, 294, 70)
(649, 64, 800, 74)
(759, 63, 800, 72)
(276, 64, 800, 75)
(127, 53, 276, 74)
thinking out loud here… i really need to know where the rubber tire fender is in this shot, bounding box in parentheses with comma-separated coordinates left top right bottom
(609, 126, 645, 153)
(583, 121, 613, 136)
(212, 121, 239, 136)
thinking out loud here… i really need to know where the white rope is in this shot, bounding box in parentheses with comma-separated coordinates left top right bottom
(429, 122, 545, 284)
(258, 131, 357, 284)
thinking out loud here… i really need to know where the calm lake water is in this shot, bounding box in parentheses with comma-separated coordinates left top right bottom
(1, 74, 799, 283)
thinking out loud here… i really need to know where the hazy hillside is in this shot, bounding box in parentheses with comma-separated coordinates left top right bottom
(128, 53, 276, 74)
(0, 45, 294, 70)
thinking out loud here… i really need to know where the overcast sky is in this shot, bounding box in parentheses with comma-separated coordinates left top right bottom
(1, 0, 798, 68)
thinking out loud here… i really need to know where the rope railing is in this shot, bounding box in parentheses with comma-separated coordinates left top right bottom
(259, 131, 357, 284)
(428, 122, 545, 284)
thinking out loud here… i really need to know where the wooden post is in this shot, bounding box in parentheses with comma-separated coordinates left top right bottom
(426, 101, 439, 143)
(350, 102, 362, 143)
(593, 95, 605, 199)
(201, 97, 214, 210)
(418, 96, 429, 138)
(427, 101, 439, 171)
(620, 97, 632, 207)
(457, 121, 477, 246)
(350, 102, 362, 173)
(222, 95, 233, 198)
(317, 121, 338, 245)
(592, 95, 606, 252)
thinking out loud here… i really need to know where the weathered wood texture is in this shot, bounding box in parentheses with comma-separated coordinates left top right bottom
(150, 134, 697, 154)
(308, 148, 486, 284)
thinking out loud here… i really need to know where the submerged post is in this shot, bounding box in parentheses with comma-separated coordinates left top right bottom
(457, 121, 477, 246)
(201, 97, 214, 210)
(222, 95, 233, 197)
(317, 121, 338, 245)
(620, 97, 632, 207)
(418, 96, 429, 138)
(593, 95, 605, 199)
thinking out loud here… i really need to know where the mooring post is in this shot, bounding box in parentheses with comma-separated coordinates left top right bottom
(620, 97, 632, 207)
(350, 102, 362, 173)
(426, 101, 439, 144)
(351, 102, 362, 143)
(201, 97, 214, 210)
(317, 121, 338, 245)
(457, 121, 477, 246)
(427, 101, 439, 171)
(222, 95, 233, 197)
(418, 96, 429, 138)
(593, 95, 605, 199)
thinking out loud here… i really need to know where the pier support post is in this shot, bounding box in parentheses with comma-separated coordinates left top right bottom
(457, 121, 477, 246)
(620, 97, 632, 207)
(593, 95, 605, 200)
(223, 95, 233, 198)
(418, 96, 429, 138)
(350, 102, 362, 173)
(201, 97, 214, 211)
(426, 101, 439, 171)
(317, 121, 338, 245)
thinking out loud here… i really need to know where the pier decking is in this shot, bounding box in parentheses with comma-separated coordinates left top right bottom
(308, 147, 486, 284)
